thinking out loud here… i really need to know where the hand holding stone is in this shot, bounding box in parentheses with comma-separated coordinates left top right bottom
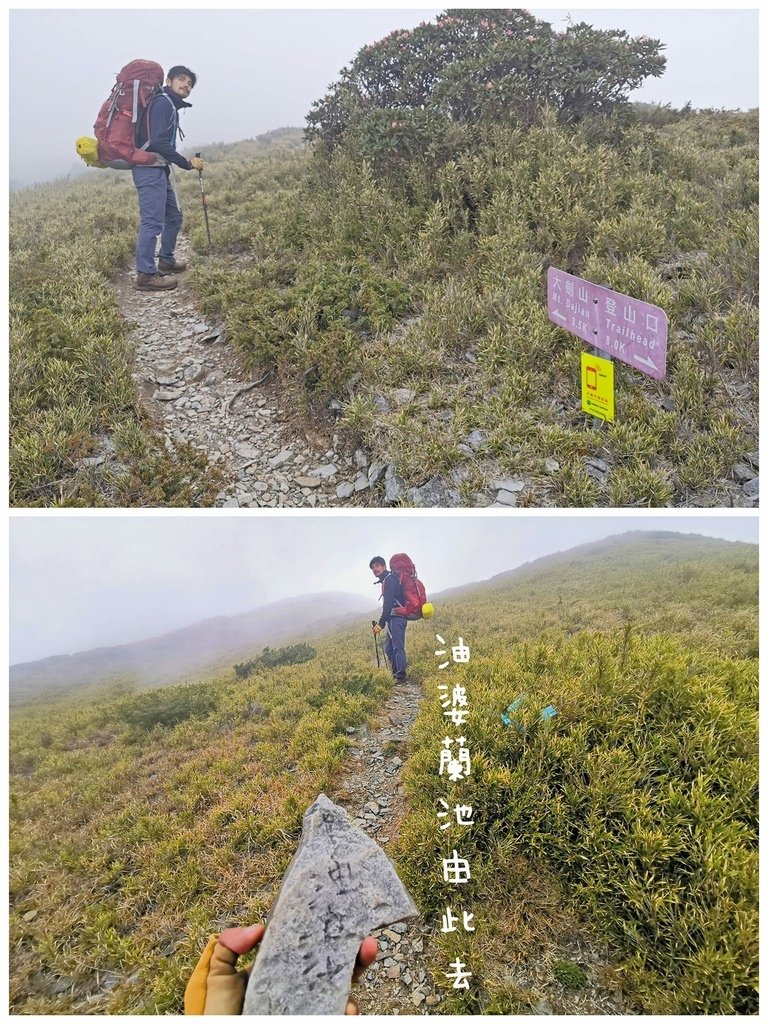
(243, 795, 419, 1014)
(184, 925, 378, 1015)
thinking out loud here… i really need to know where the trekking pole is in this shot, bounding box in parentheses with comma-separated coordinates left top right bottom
(380, 624, 391, 671)
(371, 621, 380, 668)
(194, 152, 213, 253)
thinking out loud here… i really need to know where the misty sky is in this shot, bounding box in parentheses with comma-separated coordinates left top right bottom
(9, 513, 757, 664)
(9, 7, 759, 187)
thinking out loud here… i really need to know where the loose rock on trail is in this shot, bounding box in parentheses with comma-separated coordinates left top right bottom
(113, 240, 376, 508)
(331, 678, 440, 1014)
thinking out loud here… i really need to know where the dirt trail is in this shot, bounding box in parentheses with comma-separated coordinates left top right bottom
(112, 239, 377, 508)
(330, 678, 442, 1014)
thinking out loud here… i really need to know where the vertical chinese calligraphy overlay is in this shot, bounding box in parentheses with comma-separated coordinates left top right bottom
(435, 635, 475, 993)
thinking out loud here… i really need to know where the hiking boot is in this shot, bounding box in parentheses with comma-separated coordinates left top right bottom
(136, 272, 177, 291)
(157, 257, 187, 273)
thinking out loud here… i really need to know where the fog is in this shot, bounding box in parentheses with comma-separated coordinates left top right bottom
(9, 513, 758, 664)
(9, 7, 758, 188)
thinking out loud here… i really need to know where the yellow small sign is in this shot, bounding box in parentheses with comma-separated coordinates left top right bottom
(581, 352, 615, 423)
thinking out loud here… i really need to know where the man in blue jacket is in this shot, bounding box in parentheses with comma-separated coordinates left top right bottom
(133, 65, 204, 291)
(370, 556, 408, 682)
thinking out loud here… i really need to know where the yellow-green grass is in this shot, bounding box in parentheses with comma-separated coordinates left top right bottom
(11, 112, 756, 507)
(395, 633, 757, 1013)
(9, 176, 223, 507)
(9, 534, 757, 1012)
(10, 651, 389, 1013)
(179, 110, 757, 507)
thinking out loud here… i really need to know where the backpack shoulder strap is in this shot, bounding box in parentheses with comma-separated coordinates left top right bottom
(144, 90, 174, 146)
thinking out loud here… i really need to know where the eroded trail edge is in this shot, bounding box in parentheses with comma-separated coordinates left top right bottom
(113, 241, 374, 508)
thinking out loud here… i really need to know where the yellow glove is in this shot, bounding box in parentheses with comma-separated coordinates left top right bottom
(185, 925, 264, 1014)
(189, 157, 204, 172)
(185, 927, 378, 1014)
(372, 624, 383, 636)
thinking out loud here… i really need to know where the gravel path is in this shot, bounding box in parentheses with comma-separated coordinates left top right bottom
(112, 240, 759, 511)
(112, 241, 380, 508)
(331, 679, 442, 1014)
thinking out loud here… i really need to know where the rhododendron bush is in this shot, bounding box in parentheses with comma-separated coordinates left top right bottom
(306, 8, 666, 165)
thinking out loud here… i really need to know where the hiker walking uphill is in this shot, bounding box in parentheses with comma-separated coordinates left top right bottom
(132, 65, 204, 291)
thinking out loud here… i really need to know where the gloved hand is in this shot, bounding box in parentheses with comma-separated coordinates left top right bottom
(184, 925, 378, 1014)
(372, 624, 383, 636)
(189, 157, 204, 172)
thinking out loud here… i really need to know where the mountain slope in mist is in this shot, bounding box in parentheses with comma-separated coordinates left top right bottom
(10, 591, 371, 701)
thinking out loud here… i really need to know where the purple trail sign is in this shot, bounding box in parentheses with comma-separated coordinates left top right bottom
(547, 267, 668, 380)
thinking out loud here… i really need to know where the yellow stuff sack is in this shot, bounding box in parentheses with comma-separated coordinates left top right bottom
(76, 136, 105, 168)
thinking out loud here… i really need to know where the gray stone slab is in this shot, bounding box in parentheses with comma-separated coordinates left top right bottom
(732, 461, 755, 483)
(407, 477, 461, 507)
(493, 477, 526, 493)
(743, 477, 759, 497)
(336, 481, 356, 499)
(308, 463, 338, 479)
(243, 794, 419, 1015)
(384, 464, 407, 505)
(268, 448, 294, 469)
(495, 489, 519, 507)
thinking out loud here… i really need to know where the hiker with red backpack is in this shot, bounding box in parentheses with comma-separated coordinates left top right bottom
(79, 61, 203, 289)
(131, 65, 203, 291)
(370, 556, 408, 683)
(369, 553, 433, 683)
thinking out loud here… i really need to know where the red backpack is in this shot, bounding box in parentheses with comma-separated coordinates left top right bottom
(94, 60, 165, 166)
(389, 553, 428, 620)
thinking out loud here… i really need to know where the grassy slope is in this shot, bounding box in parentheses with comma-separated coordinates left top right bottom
(10, 115, 756, 507)
(180, 109, 757, 507)
(9, 173, 223, 507)
(9, 534, 757, 1013)
(393, 533, 757, 1013)
(10, 592, 369, 706)
(9, 129, 303, 507)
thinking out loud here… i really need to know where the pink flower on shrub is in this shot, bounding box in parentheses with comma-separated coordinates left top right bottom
(485, 81, 494, 90)
(527, 35, 536, 42)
